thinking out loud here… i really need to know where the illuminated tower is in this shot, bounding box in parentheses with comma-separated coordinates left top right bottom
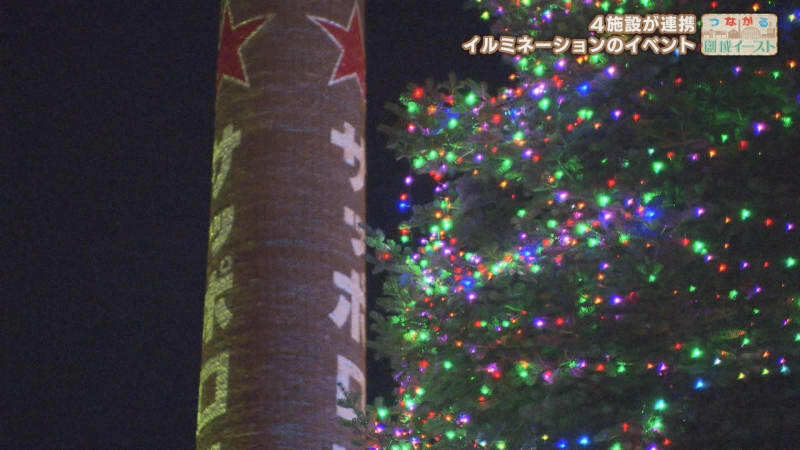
(196, 1, 366, 448)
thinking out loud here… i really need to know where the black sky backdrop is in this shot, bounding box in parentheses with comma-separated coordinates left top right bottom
(6, 1, 511, 448)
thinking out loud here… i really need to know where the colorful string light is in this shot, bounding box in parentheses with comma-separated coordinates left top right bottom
(354, 1, 800, 448)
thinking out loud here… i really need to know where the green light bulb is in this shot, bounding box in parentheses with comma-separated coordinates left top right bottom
(740, 208, 752, 220)
(577, 108, 594, 119)
(538, 97, 551, 111)
(648, 416, 664, 430)
(652, 161, 665, 174)
(465, 92, 477, 105)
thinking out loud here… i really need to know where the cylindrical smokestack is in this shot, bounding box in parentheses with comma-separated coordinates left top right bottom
(197, 1, 366, 448)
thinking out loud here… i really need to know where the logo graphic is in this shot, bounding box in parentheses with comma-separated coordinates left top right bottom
(701, 14, 777, 55)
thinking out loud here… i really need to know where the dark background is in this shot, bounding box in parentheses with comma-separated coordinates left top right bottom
(5, 1, 507, 448)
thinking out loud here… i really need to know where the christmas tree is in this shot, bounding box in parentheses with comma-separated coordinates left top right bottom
(343, 1, 800, 448)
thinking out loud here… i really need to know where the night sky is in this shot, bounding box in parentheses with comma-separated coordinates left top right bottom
(7, 1, 509, 448)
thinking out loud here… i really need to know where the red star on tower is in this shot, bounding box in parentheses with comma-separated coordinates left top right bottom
(308, 2, 366, 98)
(216, 1, 271, 89)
